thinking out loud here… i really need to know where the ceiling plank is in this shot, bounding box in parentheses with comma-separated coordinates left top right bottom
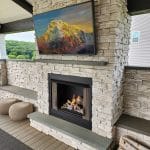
(11, 0, 33, 14)
(0, 18, 34, 33)
(128, 0, 150, 15)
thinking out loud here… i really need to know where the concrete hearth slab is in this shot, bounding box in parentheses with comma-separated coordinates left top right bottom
(28, 112, 112, 150)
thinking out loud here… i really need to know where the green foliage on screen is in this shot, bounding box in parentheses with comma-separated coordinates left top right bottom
(6, 40, 36, 60)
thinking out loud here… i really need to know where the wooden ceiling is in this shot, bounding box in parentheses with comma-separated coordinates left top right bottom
(0, 0, 150, 33)
(12, 0, 32, 14)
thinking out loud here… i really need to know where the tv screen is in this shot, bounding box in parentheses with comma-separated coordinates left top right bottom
(33, 1, 96, 55)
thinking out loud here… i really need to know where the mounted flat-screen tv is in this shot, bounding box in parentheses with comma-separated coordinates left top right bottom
(33, 1, 96, 54)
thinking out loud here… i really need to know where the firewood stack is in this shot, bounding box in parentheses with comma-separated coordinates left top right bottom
(118, 136, 150, 150)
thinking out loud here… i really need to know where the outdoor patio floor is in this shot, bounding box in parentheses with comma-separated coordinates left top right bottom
(0, 115, 74, 150)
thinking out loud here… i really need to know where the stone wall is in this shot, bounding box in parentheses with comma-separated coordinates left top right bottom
(7, 60, 38, 91)
(123, 67, 150, 120)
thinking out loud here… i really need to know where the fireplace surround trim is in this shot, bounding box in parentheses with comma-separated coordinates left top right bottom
(48, 73, 92, 85)
(48, 73, 92, 129)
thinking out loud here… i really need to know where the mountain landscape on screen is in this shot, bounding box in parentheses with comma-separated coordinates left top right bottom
(33, 2, 95, 54)
(37, 20, 94, 54)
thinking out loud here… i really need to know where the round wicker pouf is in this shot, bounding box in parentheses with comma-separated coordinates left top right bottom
(9, 102, 33, 121)
(0, 98, 19, 115)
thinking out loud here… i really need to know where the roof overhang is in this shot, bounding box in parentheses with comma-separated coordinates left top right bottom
(128, 0, 150, 15)
(1, 0, 150, 34)
(0, 18, 33, 34)
(12, 0, 32, 14)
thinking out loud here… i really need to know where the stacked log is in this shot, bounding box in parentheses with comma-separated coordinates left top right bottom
(118, 136, 150, 150)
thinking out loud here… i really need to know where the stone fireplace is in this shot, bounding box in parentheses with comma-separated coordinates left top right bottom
(49, 73, 92, 129)
(2, 0, 130, 141)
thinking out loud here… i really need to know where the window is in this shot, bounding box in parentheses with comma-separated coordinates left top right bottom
(131, 31, 140, 43)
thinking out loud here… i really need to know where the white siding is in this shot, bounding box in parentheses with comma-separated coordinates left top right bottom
(129, 13, 150, 67)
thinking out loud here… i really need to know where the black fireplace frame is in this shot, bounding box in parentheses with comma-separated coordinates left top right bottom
(48, 73, 92, 129)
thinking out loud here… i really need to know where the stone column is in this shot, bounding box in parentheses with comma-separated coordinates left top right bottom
(0, 34, 7, 85)
(32, 0, 131, 139)
(0, 34, 7, 59)
(0, 60, 7, 86)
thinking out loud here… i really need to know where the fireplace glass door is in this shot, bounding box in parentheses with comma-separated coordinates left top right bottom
(49, 73, 92, 129)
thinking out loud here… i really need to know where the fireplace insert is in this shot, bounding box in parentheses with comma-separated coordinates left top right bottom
(48, 73, 92, 129)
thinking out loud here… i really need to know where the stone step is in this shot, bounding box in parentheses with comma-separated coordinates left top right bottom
(28, 112, 113, 150)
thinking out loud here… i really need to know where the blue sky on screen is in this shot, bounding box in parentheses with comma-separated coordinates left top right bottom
(5, 31, 35, 42)
(33, 2, 92, 37)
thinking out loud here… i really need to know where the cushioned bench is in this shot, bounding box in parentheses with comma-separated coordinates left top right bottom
(116, 114, 150, 136)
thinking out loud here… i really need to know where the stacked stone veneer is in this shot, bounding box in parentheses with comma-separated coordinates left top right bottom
(0, 0, 130, 144)
(123, 67, 150, 120)
(7, 61, 38, 91)
(0, 60, 7, 86)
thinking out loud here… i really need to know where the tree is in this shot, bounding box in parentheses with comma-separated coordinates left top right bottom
(6, 40, 36, 60)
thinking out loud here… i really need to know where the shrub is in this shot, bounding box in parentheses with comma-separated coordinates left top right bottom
(16, 55, 27, 59)
(6, 40, 36, 60)
(8, 55, 16, 59)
